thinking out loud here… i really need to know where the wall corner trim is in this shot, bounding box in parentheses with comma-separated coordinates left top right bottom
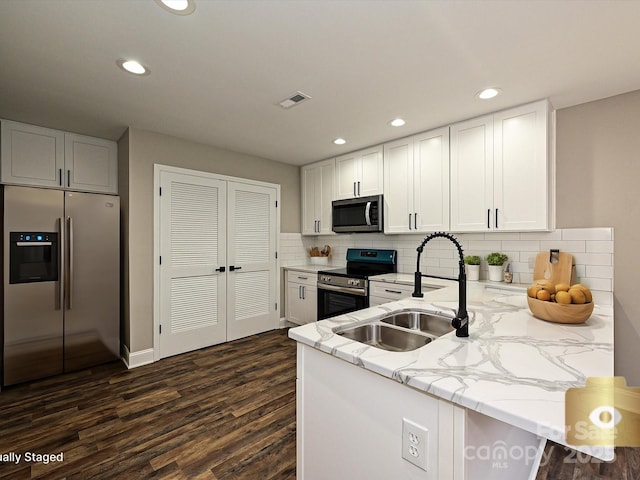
(122, 345, 155, 369)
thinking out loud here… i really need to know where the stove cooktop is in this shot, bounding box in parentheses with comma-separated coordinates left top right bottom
(318, 248, 397, 280)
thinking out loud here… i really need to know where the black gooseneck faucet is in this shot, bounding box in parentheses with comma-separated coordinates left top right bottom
(412, 232, 469, 337)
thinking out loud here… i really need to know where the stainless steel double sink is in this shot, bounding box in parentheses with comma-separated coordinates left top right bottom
(333, 309, 455, 352)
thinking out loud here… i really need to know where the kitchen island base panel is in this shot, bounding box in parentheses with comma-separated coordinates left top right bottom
(297, 344, 546, 480)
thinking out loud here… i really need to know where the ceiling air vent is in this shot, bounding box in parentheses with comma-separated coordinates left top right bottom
(279, 91, 311, 109)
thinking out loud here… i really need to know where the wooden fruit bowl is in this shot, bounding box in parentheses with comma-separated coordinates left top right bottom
(527, 296, 594, 324)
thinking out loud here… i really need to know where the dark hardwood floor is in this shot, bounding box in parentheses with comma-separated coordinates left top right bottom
(0, 327, 637, 479)
(0, 329, 296, 479)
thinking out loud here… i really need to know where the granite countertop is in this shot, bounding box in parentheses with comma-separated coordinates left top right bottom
(288, 280, 614, 459)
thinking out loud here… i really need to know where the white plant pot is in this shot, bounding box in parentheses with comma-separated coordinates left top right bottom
(488, 265, 504, 282)
(466, 264, 480, 281)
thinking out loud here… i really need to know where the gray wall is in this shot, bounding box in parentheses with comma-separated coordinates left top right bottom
(556, 89, 640, 384)
(119, 127, 300, 352)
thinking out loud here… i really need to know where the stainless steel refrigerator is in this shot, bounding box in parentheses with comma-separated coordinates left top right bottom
(2, 185, 120, 386)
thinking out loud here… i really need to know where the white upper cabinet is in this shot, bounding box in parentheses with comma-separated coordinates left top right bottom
(335, 145, 383, 199)
(383, 127, 449, 234)
(450, 115, 494, 232)
(1, 120, 65, 188)
(1, 120, 118, 194)
(301, 158, 335, 235)
(64, 133, 118, 194)
(493, 102, 550, 231)
(450, 100, 550, 232)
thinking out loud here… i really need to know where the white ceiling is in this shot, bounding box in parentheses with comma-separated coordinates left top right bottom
(1, 0, 639, 166)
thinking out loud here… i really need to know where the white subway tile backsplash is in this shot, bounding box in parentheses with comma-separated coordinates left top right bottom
(572, 253, 613, 266)
(539, 240, 586, 253)
(585, 265, 614, 279)
(502, 240, 540, 252)
(562, 228, 613, 241)
(289, 227, 614, 293)
(586, 241, 614, 253)
(468, 240, 503, 251)
(484, 232, 521, 240)
(520, 230, 563, 240)
(579, 277, 612, 291)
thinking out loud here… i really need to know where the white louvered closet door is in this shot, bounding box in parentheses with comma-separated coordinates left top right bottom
(226, 182, 278, 341)
(159, 171, 227, 358)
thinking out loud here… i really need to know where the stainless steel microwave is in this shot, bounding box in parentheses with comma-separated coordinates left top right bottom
(332, 195, 383, 233)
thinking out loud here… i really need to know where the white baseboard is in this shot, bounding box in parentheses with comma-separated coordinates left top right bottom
(121, 344, 155, 369)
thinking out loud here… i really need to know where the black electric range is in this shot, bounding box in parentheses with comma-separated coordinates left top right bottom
(317, 248, 397, 320)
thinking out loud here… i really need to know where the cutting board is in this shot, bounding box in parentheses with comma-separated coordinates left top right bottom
(533, 251, 575, 286)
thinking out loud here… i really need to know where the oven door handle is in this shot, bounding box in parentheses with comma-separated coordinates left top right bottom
(364, 201, 372, 226)
(318, 283, 367, 296)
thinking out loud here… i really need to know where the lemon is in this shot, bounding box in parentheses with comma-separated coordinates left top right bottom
(537, 289, 551, 301)
(571, 284, 593, 303)
(568, 288, 586, 304)
(527, 285, 541, 298)
(556, 291, 572, 304)
(535, 279, 556, 294)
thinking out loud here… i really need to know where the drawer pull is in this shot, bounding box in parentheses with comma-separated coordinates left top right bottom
(297, 276, 308, 280)
(385, 289, 403, 295)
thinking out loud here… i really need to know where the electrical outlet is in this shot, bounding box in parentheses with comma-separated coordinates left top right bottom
(402, 418, 429, 471)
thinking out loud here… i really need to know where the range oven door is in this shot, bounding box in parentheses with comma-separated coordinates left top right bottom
(317, 284, 369, 320)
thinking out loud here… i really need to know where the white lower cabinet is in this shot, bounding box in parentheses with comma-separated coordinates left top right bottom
(286, 271, 317, 325)
(296, 343, 546, 480)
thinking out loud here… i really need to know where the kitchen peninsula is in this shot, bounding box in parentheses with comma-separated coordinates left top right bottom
(288, 277, 614, 479)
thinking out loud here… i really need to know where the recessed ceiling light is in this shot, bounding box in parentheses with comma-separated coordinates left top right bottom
(154, 0, 196, 15)
(116, 59, 150, 76)
(477, 87, 502, 100)
(390, 118, 406, 127)
(333, 138, 346, 145)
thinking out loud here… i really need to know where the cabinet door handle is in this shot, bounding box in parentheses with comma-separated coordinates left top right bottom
(357, 181, 361, 196)
(229, 265, 242, 271)
(59, 168, 62, 186)
(487, 209, 491, 229)
(409, 213, 412, 230)
(317, 220, 320, 232)
(301, 286, 305, 300)
(414, 212, 418, 230)
(495, 208, 499, 229)
(67, 169, 71, 187)
(215, 266, 226, 272)
(353, 182, 357, 197)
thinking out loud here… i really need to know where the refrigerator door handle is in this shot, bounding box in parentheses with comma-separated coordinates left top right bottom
(68, 216, 73, 310)
(58, 217, 65, 310)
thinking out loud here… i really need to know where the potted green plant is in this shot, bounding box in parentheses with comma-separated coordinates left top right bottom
(486, 252, 509, 282)
(464, 255, 481, 281)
